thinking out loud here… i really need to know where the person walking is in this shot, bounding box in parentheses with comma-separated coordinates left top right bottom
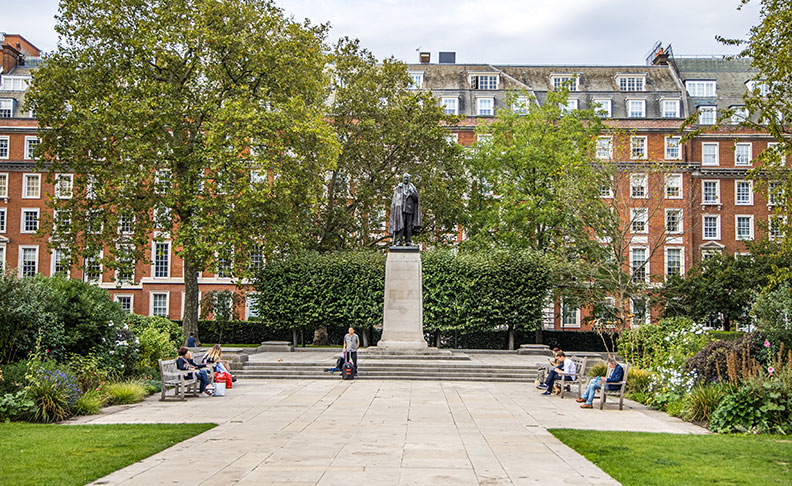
(342, 327, 360, 373)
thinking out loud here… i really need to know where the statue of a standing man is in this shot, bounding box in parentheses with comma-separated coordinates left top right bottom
(389, 173, 422, 246)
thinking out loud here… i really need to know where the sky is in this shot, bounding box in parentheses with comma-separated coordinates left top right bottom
(4, 0, 761, 65)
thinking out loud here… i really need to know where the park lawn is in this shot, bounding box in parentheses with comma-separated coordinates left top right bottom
(0, 423, 216, 486)
(550, 429, 792, 486)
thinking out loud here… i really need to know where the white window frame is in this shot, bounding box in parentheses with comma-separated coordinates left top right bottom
(50, 248, 69, 276)
(246, 293, 260, 321)
(22, 173, 41, 199)
(150, 291, 170, 318)
(686, 80, 717, 97)
(0, 207, 5, 233)
(661, 99, 680, 118)
(0, 98, 13, 118)
(631, 208, 648, 234)
(596, 136, 613, 160)
(735, 180, 754, 206)
(630, 247, 649, 284)
(600, 176, 614, 199)
(665, 137, 682, 160)
(563, 99, 579, 113)
(665, 247, 684, 279)
(736, 215, 754, 241)
(702, 180, 720, 205)
(627, 99, 646, 118)
(698, 106, 717, 125)
(769, 215, 787, 241)
(560, 300, 581, 328)
(441, 97, 458, 115)
(0, 245, 5, 272)
(511, 96, 529, 115)
(701, 142, 719, 166)
(408, 71, 423, 89)
(631, 298, 651, 326)
(24, 136, 40, 160)
(21, 208, 40, 234)
(768, 181, 784, 207)
(665, 208, 683, 234)
(551, 75, 578, 91)
(152, 240, 171, 278)
(114, 294, 134, 314)
(618, 75, 646, 92)
(630, 173, 648, 198)
(592, 99, 612, 118)
(702, 215, 721, 240)
(55, 173, 73, 199)
(0, 136, 8, 159)
(735, 143, 752, 166)
(731, 105, 749, 124)
(630, 136, 647, 159)
(476, 97, 494, 116)
(766, 142, 787, 166)
(19, 245, 39, 277)
(83, 251, 103, 283)
(664, 173, 683, 199)
(475, 74, 499, 90)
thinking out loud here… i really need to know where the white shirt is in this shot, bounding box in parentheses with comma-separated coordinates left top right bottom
(561, 359, 577, 377)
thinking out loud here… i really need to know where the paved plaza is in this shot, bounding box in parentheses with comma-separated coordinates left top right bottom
(74, 371, 705, 486)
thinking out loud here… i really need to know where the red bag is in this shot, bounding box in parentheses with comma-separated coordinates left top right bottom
(215, 371, 233, 389)
(225, 372, 233, 389)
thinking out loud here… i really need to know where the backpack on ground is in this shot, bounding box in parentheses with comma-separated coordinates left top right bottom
(342, 352, 355, 380)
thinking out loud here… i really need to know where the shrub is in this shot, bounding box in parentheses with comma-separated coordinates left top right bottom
(127, 315, 183, 371)
(0, 391, 36, 422)
(0, 273, 64, 363)
(68, 354, 114, 392)
(25, 367, 82, 423)
(618, 317, 707, 371)
(74, 390, 107, 415)
(588, 362, 607, 377)
(626, 367, 653, 395)
(0, 362, 28, 395)
(684, 383, 728, 423)
(103, 381, 146, 405)
(710, 380, 792, 434)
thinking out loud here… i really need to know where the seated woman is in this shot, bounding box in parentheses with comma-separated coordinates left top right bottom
(202, 344, 235, 381)
(176, 347, 212, 396)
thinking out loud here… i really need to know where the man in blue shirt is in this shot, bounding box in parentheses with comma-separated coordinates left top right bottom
(578, 357, 624, 408)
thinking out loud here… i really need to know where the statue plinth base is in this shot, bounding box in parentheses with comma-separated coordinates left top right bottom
(376, 247, 427, 351)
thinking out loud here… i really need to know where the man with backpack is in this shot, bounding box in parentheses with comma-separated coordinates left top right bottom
(342, 327, 360, 376)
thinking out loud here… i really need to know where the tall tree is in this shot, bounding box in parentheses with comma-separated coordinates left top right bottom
(314, 38, 466, 250)
(27, 0, 339, 339)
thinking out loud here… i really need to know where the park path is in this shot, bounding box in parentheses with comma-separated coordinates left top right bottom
(75, 377, 705, 486)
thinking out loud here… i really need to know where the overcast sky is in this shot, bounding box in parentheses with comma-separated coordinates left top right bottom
(5, 0, 761, 65)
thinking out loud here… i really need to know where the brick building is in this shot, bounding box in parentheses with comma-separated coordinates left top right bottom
(0, 35, 782, 329)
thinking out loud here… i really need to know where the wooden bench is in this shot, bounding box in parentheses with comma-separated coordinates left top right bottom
(597, 362, 630, 410)
(553, 356, 588, 399)
(158, 358, 200, 401)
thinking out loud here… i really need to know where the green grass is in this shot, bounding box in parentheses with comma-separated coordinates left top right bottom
(1, 423, 215, 485)
(549, 429, 792, 486)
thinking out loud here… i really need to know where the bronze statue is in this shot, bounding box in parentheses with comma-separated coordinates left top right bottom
(389, 173, 422, 246)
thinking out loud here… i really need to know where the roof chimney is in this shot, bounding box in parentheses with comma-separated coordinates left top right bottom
(652, 47, 670, 66)
(439, 52, 456, 64)
(419, 52, 430, 64)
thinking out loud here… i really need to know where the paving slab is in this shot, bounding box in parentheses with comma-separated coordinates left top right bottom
(77, 378, 707, 485)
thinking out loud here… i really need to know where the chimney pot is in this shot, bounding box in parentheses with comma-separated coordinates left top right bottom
(419, 52, 430, 64)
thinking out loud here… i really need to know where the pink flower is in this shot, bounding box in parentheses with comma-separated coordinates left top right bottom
(764, 340, 771, 348)
(768, 367, 775, 376)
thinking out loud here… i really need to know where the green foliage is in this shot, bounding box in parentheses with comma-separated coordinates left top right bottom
(706, 330, 746, 341)
(200, 291, 244, 322)
(626, 367, 653, 396)
(0, 391, 36, 422)
(103, 382, 146, 406)
(684, 383, 728, 423)
(68, 354, 115, 393)
(618, 317, 708, 371)
(73, 390, 107, 416)
(752, 280, 792, 332)
(0, 362, 29, 395)
(710, 379, 792, 434)
(588, 362, 608, 377)
(24, 367, 82, 423)
(126, 315, 184, 372)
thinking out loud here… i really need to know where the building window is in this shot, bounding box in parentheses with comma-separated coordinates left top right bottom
(735, 143, 752, 166)
(631, 208, 648, 233)
(0, 137, 8, 159)
(698, 106, 717, 125)
(153, 241, 170, 278)
(631, 247, 648, 284)
(702, 180, 720, 204)
(217, 252, 232, 278)
(731, 106, 748, 124)
(562, 99, 578, 113)
(596, 137, 612, 160)
(736, 215, 754, 241)
(551, 75, 578, 91)
(630, 173, 648, 198)
(25, 137, 40, 160)
(666, 248, 683, 277)
(630, 137, 647, 159)
(249, 245, 265, 273)
(250, 170, 266, 184)
(151, 292, 169, 317)
(246, 294, 260, 321)
(665, 173, 682, 198)
(475, 75, 498, 90)
(115, 295, 133, 314)
(736, 180, 753, 205)
(592, 99, 611, 117)
(0, 76, 31, 91)
(118, 214, 134, 234)
(476, 98, 494, 116)
(702, 142, 719, 166)
(22, 209, 39, 233)
(627, 99, 645, 118)
(23, 174, 40, 198)
(661, 99, 680, 118)
(20, 246, 38, 277)
(600, 176, 614, 198)
(0, 173, 7, 197)
(154, 169, 171, 194)
(686, 80, 716, 97)
(618, 76, 645, 92)
(0, 246, 4, 272)
(51, 249, 69, 275)
(0, 208, 5, 233)
(0, 99, 13, 118)
(441, 98, 458, 115)
(665, 137, 681, 160)
(446, 133, 459, 145)
(665, 209, 683, 234)
(703, 215, 720, 240)
(53, 210, 71, 233)
(631, 298, 649, 326)
(408, 72, 423, 89)
(84, 254, 102, 283)
(768, 181, 783, 206)
(561, 301, 580, 328)
(55, 174, 73, 199)
(766, 142, 787, 165)
(511, 97, 528, 115)
(770, 216, 786, 241)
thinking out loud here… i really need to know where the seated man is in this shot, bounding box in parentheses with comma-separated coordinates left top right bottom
(536, 348, 562, 387)
(540, 352, 576, 395)
(176, 347, 212, 396)
(577, 357, 624, 409)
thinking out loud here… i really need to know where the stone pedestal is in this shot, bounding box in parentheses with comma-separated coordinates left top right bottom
(376, 246, 428, 351)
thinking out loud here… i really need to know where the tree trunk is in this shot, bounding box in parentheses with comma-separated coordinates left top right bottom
(508, 324, 515, 351)
(292, 328, 298, 347)
(182, 259, 200, 343)
(361, 329, 369, 348)
(434, 329, 441, 348)
(723, 316, 731, 332)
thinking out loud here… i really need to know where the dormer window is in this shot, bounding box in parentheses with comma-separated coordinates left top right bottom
(686, 80, 716, 97)
(0, 99, 13, 118)
(408, 72, 423, 89)
(746, 80, 770, 97)
(617, 75, 645, 92)
(551, 75, 578, 91)
(471, 74, 499, 90)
